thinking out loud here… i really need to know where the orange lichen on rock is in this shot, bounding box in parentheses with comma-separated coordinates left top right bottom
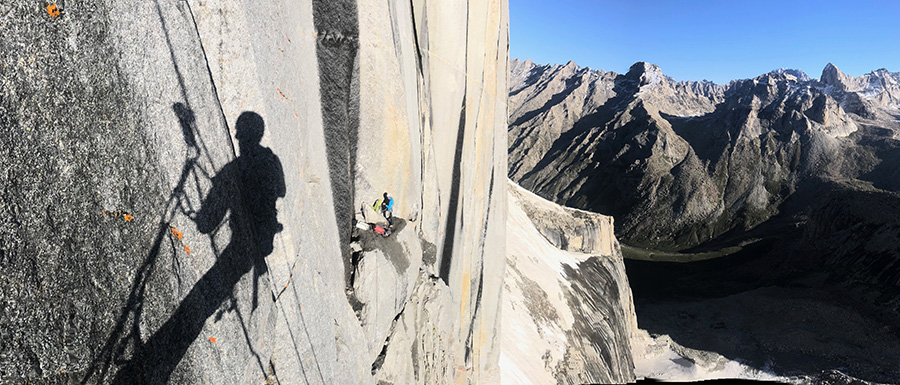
(184, 246, 191, 255)
(208, 337, 217, 344)
(171, 227, 183, 240)
(46, 3, 59, 18)
(123, 214, 133, 221)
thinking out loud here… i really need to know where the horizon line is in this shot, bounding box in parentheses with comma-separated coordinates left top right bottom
(511, 57, 896, 86)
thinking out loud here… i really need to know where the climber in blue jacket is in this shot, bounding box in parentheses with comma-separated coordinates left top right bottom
(381, 192, 394, 227)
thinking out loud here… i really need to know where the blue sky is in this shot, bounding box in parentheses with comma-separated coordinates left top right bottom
(510, 0, 900, 84)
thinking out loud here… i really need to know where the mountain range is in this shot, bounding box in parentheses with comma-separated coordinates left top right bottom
(508, 58, 900, 303)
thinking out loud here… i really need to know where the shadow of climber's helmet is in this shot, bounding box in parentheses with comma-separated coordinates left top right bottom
(235, 112, 265, 144)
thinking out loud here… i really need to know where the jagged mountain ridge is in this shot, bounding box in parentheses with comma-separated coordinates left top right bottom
(509, 58, 900, 251)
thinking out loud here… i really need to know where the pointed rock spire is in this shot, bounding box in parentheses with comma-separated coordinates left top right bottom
(626, 62, 664, 86)
(821, 63, 847, 89)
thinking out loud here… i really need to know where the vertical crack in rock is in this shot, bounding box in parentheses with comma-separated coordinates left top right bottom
(385, 0, 405, 73)
(464, 167, 495, 366)
(438, 1, 469, 285)
(407, 0, 425, 74)
(464, 260, 485, 369)
(265, 358, 279, 384)
(312, 0, 361, 288)
(346, 229, 365, 319)
(409, 1, 432, 229)
(179, 0, 235, 158)
(439, 97, 467, 284)
(371, 302, 408, 375)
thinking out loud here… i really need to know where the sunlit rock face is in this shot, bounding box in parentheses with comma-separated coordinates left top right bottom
(509, 59, 900, 253)
(0, 1, 507, 384)
(502, 181, 637, 384)
(500, 181, 800, 384)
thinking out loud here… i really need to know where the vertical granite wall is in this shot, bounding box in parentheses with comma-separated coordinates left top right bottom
(0, 0, 507, 383)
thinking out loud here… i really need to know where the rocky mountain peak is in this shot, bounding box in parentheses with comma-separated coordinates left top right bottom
(626, 61, 664, 87)
(772, 68, 811, 82)
(821, 62, 848, 89)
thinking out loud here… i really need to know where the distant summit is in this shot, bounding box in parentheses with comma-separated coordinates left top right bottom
(625, 62, 666, 86)
(821, 62, 848, 88)
(771, 68, 811, 82)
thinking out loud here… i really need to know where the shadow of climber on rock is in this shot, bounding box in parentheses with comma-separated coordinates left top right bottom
(113, 111, 285, 384)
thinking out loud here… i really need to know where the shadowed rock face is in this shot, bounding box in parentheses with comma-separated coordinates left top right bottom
(0, 1, 508, 384)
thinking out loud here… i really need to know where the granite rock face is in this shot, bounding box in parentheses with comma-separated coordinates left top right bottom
(508, 182, 615, 255)
(502, 181, 636, 384)
(0, 1, 507, 384)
